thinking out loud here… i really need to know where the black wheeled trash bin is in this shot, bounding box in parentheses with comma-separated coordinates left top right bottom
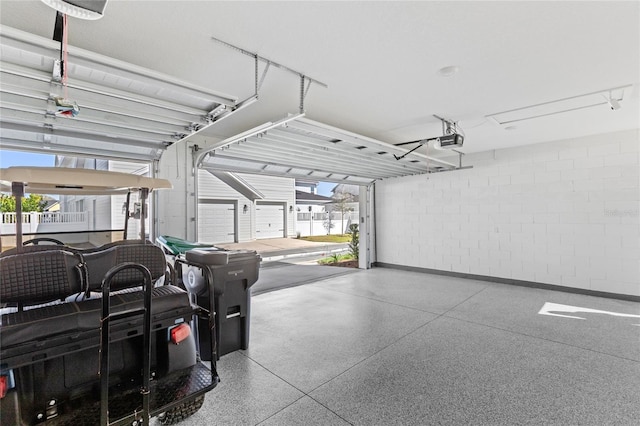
(180, 248, 261, 360)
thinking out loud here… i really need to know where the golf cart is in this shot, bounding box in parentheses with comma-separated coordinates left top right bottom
(0, 167, 219, 425)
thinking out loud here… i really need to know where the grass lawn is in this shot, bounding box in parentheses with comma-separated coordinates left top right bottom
(317, 253, 355, 264)
(299, 234, 351, 243)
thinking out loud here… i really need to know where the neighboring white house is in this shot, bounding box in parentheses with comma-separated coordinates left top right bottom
(1, 157, 149, 246)
(294, 180, 359, 236)
(331, 184, 359, 204)
(5, 156, 346, 244)
(329, 184, 359, 234)
(7, 156, 297, 245)
(197, 170, 296, 243)
(295, 180, 320, 195)
(295, 188, 333, 237)
(56, 157, 149, 244)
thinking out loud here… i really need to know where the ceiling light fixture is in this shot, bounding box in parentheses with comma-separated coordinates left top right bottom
(41, 0, 108, 20)
(438, 65, 459, 77)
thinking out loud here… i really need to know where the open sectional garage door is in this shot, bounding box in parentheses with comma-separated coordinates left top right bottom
(255, 202, 285, 239)
(197, 200, 236, 243)
(197, 116, 463, 267)
(0, 26, 247, 163)
(197, 116, 457, 184)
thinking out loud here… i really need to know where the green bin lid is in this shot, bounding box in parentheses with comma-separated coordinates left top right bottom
(156, 235, 214, 255)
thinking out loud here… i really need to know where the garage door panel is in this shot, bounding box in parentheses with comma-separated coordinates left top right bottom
(256, 203, 284, 239)
(198, 202, 235, 243)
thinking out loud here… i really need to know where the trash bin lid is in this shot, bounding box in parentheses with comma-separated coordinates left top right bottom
(185, 248, 230, 265)
(156, 235, 215, 255)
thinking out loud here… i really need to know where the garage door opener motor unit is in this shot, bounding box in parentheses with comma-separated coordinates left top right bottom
(393, 115, 465, 160)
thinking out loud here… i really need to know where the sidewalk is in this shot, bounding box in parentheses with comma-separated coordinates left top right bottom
(215, 238, 349, 262)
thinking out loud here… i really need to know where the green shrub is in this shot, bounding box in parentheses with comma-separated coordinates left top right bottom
(0, 194, 47, 212)
(348, 224, 359, 260)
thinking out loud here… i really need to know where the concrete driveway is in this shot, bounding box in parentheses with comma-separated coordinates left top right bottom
(216, 238, 349, 263)
(216, 238, 358, 295)
(252, 261, 360, 295)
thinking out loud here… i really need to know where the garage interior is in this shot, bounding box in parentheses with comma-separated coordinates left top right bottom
(0, 1, 639, 425)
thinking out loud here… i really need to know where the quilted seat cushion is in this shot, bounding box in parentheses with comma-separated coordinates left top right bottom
(0, 250, 83, 305)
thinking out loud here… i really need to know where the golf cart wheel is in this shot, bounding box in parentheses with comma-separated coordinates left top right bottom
(157, 396, 205, 425)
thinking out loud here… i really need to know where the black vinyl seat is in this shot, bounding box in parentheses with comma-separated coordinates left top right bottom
(0, 250, 84, 304)
(0, 243, 192, 352)
(1, 285, 192, 349)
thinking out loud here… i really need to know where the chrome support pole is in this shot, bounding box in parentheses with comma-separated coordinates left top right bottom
(12, 182, 24, 250)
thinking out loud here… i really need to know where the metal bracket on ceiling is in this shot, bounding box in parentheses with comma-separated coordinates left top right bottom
(257, 61, 270, 93)
(205, 104, 227, 123)
(42, 133, 53, 150)
(299, 75, 305, 113)
(211, 35, 327, 109)
(173, 132, 187, 140)
(52, 60, 62, 82)
(433, 114, 459, 135)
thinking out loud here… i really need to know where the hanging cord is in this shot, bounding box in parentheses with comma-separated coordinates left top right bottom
(58, 14, 64, 77)
(62, 13, 69, 98)
(55, 14, 79, 117)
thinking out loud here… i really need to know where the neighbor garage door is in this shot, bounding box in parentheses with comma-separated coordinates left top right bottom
(256, 202, 285, 239)
(198, 201, 236, 243)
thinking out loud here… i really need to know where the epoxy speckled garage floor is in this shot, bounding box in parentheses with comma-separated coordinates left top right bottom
(159, 268, 640, 425)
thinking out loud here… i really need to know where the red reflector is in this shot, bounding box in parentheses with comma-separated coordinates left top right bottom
(170, 324, 191, 345)
(0, 376, 7, 399)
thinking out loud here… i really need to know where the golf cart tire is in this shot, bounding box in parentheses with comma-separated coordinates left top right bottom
(157, 395, 205, 425)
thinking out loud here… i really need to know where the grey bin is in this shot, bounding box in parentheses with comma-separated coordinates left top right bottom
(180, 248, 261, 360)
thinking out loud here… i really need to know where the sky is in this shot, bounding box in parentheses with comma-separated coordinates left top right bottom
(1, 150, 54, 168)
(316, 182, 334, 197)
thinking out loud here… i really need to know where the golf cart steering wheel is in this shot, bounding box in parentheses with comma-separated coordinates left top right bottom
(23, 237, 65, 246)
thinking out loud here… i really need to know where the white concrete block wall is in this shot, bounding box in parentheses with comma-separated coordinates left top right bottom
(375, 129, 640, 296)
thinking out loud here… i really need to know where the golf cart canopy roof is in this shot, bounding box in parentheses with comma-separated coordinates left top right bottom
(0, 166, 172, 195)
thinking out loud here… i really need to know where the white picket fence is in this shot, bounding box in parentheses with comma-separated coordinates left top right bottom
(296, 211, 358, 236)
(1, 211, 89, 234)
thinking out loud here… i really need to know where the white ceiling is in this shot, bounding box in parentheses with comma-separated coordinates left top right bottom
(1, 0, 638, 162)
